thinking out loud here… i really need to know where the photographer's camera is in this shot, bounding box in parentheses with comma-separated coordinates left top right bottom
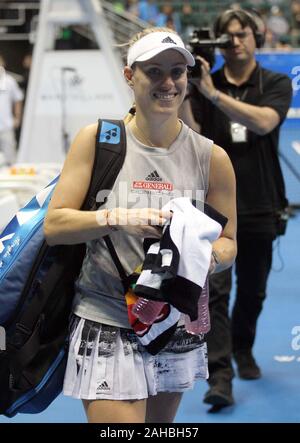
(187, 28, 233, 78)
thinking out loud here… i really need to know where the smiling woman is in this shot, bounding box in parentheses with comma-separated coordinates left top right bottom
(125, 50, 188, 148)
(123, 29, 194, 148)
(44, 27, 237, 424)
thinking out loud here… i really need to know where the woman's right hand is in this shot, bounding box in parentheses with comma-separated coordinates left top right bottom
(107, 208, 172, 238)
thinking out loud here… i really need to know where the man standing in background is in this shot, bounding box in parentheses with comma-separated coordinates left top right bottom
(181, 9, 292, 411)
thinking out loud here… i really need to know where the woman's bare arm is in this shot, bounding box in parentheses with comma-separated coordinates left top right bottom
(44, 124, 171, 246)
(206, 144, 237, 272)
(44, 123, 112, 245)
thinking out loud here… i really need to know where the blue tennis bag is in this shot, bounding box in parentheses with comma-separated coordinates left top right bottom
(0, 119, 126, 417)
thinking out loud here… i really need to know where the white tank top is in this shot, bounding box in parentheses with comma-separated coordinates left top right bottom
(73, 122, 213, 327)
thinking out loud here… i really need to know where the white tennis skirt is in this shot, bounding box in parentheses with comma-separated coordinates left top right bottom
(63, 315, 208, 401)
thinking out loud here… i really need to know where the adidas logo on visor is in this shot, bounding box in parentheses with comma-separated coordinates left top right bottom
(127, 31, 195, 68)
(161, 36, 177, 44)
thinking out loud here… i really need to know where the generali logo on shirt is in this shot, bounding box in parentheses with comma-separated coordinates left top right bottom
(133, 170, 173, 191)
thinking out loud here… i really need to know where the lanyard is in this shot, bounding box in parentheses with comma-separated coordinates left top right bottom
(226, 67, 263, 102)
(228, 87, 249, 101)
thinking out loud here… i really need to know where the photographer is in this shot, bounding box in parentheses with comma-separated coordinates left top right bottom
(180, 9, 292, 410)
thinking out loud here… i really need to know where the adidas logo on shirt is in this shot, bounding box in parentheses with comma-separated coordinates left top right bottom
(161, 36, 177, 45)
(145, 170, 162, 182)
(97, 380, 110, 392)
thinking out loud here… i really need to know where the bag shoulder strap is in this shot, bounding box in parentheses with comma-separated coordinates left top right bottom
(82, 119, 127, 211)
(103, 236, 128, 287)
(87, 119, 128, 286)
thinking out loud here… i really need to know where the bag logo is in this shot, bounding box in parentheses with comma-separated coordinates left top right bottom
(0, 233, 15, 255)
(99, 121, 121, 145)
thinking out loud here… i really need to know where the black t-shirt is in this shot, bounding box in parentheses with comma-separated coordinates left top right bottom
(189, 63, 292, 233)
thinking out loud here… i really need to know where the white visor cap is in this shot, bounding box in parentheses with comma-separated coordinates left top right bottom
(127, 31, 195, 67)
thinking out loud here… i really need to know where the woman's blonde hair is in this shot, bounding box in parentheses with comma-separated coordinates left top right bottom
(122, 27, 178, 125)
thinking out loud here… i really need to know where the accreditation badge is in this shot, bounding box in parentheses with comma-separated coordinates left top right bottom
(229, 122, 248, 143)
